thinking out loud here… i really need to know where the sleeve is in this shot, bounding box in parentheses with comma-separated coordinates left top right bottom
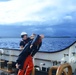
(16, 55, 23, 64)
(20, 41, 24, 46)
(16, 41, 32, 64)
(31, 35, 40, 45)
(31, 42, 42, 57)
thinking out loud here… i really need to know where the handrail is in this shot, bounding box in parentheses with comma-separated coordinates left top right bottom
(56, 63, 72, 75)
(49, 66, 67, 75)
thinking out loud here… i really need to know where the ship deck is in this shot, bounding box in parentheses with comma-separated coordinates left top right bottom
(0, 68, 17, 75)
(0, 70, 75, 75)
(0, 71, 15, 75)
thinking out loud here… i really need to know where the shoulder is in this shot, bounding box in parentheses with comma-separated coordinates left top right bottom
(20, 40, 25, 46)
(20, 40, 24, 44)
(20, 40, 24, 43)
(27, 37, 31, 41)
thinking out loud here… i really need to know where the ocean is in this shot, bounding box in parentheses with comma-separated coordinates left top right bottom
(0, 38, 76, 52)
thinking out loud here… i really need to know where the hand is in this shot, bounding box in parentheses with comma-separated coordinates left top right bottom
(30, 45, 33, 49)
(16, 63, 19, 69)
(40, 34, 44, 39)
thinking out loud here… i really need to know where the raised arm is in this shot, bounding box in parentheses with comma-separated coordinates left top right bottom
(31, 35, 40, 45)
(30, 34, 44, 48)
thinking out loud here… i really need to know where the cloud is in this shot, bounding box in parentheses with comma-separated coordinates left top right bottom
(45, 28, 54, 33)
(63, 16, 73, 20)
(0, 0, 76, 24)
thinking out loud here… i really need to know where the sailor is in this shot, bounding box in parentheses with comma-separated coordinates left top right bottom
(20, 32, 30, 49)
(16, 34, 44, 75)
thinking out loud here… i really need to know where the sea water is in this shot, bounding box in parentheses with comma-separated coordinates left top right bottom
(0, 38, 76, 52)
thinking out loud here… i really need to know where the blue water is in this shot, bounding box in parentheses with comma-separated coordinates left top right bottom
(0, 38, 76, 52)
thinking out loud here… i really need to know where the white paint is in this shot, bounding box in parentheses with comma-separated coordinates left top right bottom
(0, 42, 76, 72)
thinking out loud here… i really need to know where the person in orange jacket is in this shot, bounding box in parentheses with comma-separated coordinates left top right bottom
(16, 34, 44, 75)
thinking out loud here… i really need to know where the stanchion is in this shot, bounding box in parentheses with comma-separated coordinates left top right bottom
(7, 61, 12, 71)
(0, 60, 5, 69)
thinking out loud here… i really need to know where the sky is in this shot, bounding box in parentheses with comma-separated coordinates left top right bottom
(0, 0, 76, 25)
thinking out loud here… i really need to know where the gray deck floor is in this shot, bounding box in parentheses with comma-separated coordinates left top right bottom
(0, 70, 16, 75)
(0, 70, 74, 75)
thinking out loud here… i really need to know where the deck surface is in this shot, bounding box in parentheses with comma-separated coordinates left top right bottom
(0, 68, 16, 75)
(0, 70, 74, 75)
(0, 71, 15, 75)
